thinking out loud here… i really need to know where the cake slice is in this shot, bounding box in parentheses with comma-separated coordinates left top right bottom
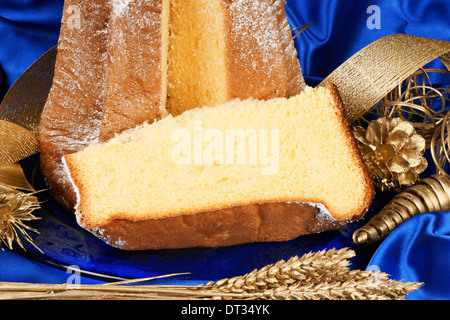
(63, 83, 374, 250)
(166, 0, 306, 116)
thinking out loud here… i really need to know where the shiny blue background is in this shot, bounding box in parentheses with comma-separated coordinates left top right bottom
(0, 0, 449, 299)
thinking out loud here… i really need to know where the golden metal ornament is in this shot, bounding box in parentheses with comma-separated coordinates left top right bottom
(352, 112, 450, 246)
(0, 182, 42, 253)
(353, 117, 428, 192)
(353, 174, 450, 245)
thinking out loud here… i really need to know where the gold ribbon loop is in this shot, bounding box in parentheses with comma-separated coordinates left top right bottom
(0, 120, 39, 167)
(319, 34, 450, 124)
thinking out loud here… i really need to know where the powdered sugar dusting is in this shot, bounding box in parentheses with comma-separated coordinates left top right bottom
(286, 202, 336, 222)
(225, 0, 305, 98)
(229, 0, 281, 66)
(111, 0, 133, 16)
(91, 227, 128, 249)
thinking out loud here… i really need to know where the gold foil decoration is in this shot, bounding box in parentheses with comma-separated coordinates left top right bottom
(319, 34, 450, 124)
(353, 63, 450, 245)
(355, 67, 450, 146)
(353, 117, 428, 192)
(0, 47, 56, 167)
(431, 110, 450, 175)
(0, 164, 34, 192)
(353, 174, 450, 245)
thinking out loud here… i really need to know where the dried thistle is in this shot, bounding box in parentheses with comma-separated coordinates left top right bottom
(0, 183, 42, 252)
(353, 117, 428, 191)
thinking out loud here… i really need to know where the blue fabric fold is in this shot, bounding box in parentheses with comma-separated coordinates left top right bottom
(368, 212, 450, 300)
(0, 0, 449, 299)
(0, 0, 62, 97)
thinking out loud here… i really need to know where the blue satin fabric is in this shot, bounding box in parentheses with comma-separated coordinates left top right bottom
(368, 212, 450, 300)
(288, 0, 450, 84)
(0, 0, 450, 299)
(0, 0, 63, 98)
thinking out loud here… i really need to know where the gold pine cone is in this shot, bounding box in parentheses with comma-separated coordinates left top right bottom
(353, 117, 428, 192)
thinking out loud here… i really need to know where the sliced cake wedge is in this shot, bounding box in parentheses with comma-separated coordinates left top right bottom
(63, 82, 374, 250)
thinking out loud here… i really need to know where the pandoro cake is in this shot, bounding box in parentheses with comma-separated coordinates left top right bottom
(63, 83, 375, 250)
(39, 0, 306, 212)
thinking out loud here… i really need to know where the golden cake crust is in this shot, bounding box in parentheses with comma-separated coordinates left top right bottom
(39, 0, 110, 210)
(223, 0, 306, 100)
(39, 0, 306, 212)
(88, 203, 349, 250)
(39, 1, 373, 251)
(98, 0, 169, 142)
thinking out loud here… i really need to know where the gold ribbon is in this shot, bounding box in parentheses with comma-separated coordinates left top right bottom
(0, 46, 56, 166)
(319, 33, 450, 124)
(0, 120, 39, 167)
(0, 46, 56, 137)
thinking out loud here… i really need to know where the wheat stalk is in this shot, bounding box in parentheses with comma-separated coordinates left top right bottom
(0, 248, 423, 300)
(200, 247, 355, 293)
